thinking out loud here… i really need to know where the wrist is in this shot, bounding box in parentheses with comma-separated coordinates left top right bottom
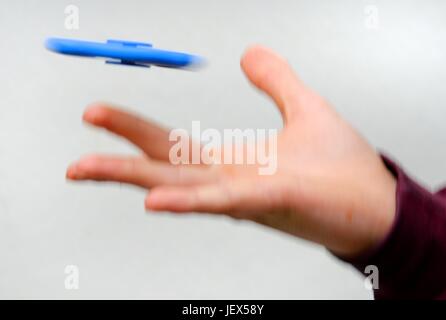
(333, 156, 397, 258)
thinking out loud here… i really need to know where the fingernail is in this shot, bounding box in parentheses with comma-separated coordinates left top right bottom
(66, 164, 79, 180)
(145, 198, 160, 212)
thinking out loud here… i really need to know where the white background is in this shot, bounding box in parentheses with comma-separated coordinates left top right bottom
(0, 0, 445, 299)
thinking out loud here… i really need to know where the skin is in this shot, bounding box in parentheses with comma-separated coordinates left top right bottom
(67, 46, 397, 257)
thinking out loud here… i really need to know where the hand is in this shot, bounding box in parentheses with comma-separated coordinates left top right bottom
(67, 46, 396, 257)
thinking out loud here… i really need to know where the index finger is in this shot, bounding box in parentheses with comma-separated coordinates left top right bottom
(83, 103, 179, 162)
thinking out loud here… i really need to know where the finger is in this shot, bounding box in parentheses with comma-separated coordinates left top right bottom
(145, 178, 283, 218)
(66, 154, 216, 189)
(240, 45, 309, 123)
(83, 103, 190, 162)
(146, 184, 231, 214)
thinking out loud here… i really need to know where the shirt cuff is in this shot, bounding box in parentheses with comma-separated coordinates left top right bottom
(335, 154, 446, 299)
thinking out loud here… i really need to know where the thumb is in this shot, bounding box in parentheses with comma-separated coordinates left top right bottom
(240, 45, 308, 123)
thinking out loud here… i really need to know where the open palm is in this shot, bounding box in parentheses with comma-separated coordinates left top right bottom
(67, 46, 396, 256)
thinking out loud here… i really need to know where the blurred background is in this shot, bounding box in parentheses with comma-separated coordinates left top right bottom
(0, 0, 445, 299)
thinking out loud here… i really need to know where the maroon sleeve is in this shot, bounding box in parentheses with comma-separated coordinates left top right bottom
(338, 155, 446, 299)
